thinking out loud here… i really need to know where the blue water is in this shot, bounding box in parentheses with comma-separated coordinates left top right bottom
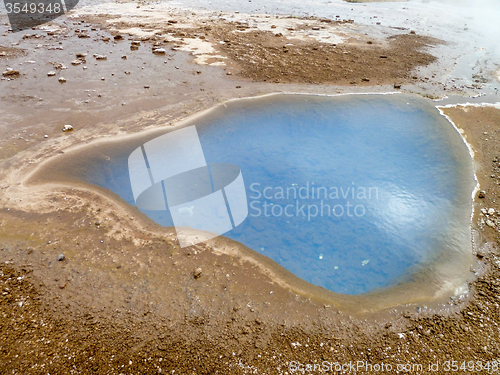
(86, 94, 474, 295)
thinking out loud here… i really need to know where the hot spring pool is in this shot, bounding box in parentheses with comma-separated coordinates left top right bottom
(85, 94, 476, 295)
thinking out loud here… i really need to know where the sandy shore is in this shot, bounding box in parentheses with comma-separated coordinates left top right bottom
(1, 0, 500, 373)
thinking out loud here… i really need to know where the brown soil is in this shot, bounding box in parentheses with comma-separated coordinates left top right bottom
(81, 15, 440, 87)
(208, 24, 439, 85)
(0, 46, 25, 59)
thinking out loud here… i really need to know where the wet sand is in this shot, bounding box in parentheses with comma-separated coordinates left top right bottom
(1, 1, 500, 373)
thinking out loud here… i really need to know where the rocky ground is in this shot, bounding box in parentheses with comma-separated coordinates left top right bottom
(1, 1, 500, 374)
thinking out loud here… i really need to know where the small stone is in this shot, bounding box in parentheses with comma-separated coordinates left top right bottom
(236, 85, 241, 89)
(153, 48, 166, 55)
(124, 71, 131, 75)
(71, 59, 82, 65)
(131, 41, 141, 46)
(101, 77, 105, 81)
(478, 190, 486, 198)
(144, 85, 150, 89)
(361, 78, 370, 82)
(196, 70, 202, 74)
(95, 55, 107, 60)
(394, 83, 402, 89)
(44, 135, 49, 138)
(488, 208, 495, 216)
(121, 55, 127, 59)
(194, 267, 202, 279)
(312, 26, 320, 30)
(113, 34, 123, 40)
(167, 20, 178, 24)
(57, 254, 65, 261)
(58, 77, 66, 83)
(47, 71, 56, 77)
(486, 219, 495, 228)
(410, 30, 416, 34)
(2, 70, 19, 77)
(76, 52, 87, 58)
(62, 124, 73, 132)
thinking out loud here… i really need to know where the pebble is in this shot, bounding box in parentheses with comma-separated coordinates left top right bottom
(153, 48, 166, 55)
(58, 77, 67, 83)
(194, 267, 202, 279)
(62, 124, 73, 132)
(47, 71, 56, 77)
(2, 70, 19, 77)
(57, 254, 65, 261)
(478, 190, 486, 198)
(44, 135, 49, 138)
